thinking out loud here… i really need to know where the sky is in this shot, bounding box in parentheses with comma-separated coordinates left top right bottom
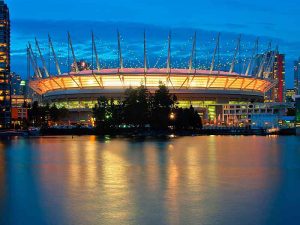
(6, 0, 300, 87)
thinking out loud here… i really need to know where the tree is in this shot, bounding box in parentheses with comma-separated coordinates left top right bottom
(150, 84, 174, 129)
(49, 104, 60, 122)
(187, 105, 202, 129)
(174, 106, 202, 130)
(123, 85, 150, 127)
(109, 98, 123, 127)
(93, 96, 111, 130)
(28, 102, 69, 127)
(59, 107, 69, 120)
(49, 104, 69, 122)
(28, 101, 48, 127)
(92, 85, 203, 132)
(287, 108, 296, 116)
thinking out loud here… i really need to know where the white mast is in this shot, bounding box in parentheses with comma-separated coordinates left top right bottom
(48, 34, 61, 75)
(28, 43, 42, 78)
(144, 30, 147, 86)
(229, 35, 241, 73)
(92, 32, 101, 71)
(117, 30, 124, 70)
(35, 38, 50, 77)
(144, 30, 147, 73)
(245, 38, 258, 76)
(166, 31, 171, 73)
(68, 32, 79, 73)
(189, 32, 197, 72)
(210, 33, 220, 74)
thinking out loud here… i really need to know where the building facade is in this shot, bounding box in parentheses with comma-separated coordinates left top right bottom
(274, 54, 285, 102)
(266, 53, 285, 103)
(0, 0, 10, 128)
(253, 51, 285, 103)
(296, 96, 300, 127)
(285, 88, 295, 103)
(10, 72, 21, 95)
(11, 95, 32, 129)
(222, 102, 289, 127)
(294, 58, 300, 95)
(11, 72, 29, 96)
(295, 95, 300, 135)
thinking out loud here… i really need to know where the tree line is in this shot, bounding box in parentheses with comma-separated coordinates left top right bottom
(93, 84, 202, 132)
(21, 101, 69, 128)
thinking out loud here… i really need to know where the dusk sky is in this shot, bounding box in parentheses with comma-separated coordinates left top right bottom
(6, 0, 300, 87)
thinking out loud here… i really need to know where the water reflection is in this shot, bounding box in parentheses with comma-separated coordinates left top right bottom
(0, 136, 300, 225)
(0, 141, 6, 219)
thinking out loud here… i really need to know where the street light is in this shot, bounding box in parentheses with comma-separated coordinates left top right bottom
(169, 112, 175, 130)
(169, 112, 175, 120)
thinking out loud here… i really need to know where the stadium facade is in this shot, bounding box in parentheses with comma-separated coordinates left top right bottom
(28, 32, 278, 124)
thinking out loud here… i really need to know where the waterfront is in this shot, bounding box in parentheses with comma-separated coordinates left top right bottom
(0, 136, 300, 225)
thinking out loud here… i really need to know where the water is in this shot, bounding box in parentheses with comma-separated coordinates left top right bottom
(0, 135, 300, 225)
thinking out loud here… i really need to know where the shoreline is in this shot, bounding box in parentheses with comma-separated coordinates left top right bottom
(0, 127, 297, 137)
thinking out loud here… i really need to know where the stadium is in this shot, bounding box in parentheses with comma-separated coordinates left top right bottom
(28, 32, 277, 123)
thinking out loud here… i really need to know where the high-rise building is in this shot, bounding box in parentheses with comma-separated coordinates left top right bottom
(296, 96, 300, 129)
(11, 72, 22, 95)
(273, 53, 285, 103)
(253, 51, 285, 103)
(10, 72, 30, 96)
(294, 58, 300, 95)
(0, 0, 10, 129)
(285, 88, 296, 103)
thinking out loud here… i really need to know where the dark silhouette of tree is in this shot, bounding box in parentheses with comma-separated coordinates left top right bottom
(123, 85, 150, 127)
(150, 84, 174, 129)
(92, 85, 203, 132)
(22, 101, 29, 108)
(59, 107, 69, 120)
(93, 96, 109, 130)
(49, 104, 59, 122)
(28, 101, 47, 127)
(286, 108, 296, 116)
(49, 104, 69, 122)
(109, 98, 123, 127)
(174, 106, 202, 130)
(28, 101, 69, 127)
(93, 97, 124, 131)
